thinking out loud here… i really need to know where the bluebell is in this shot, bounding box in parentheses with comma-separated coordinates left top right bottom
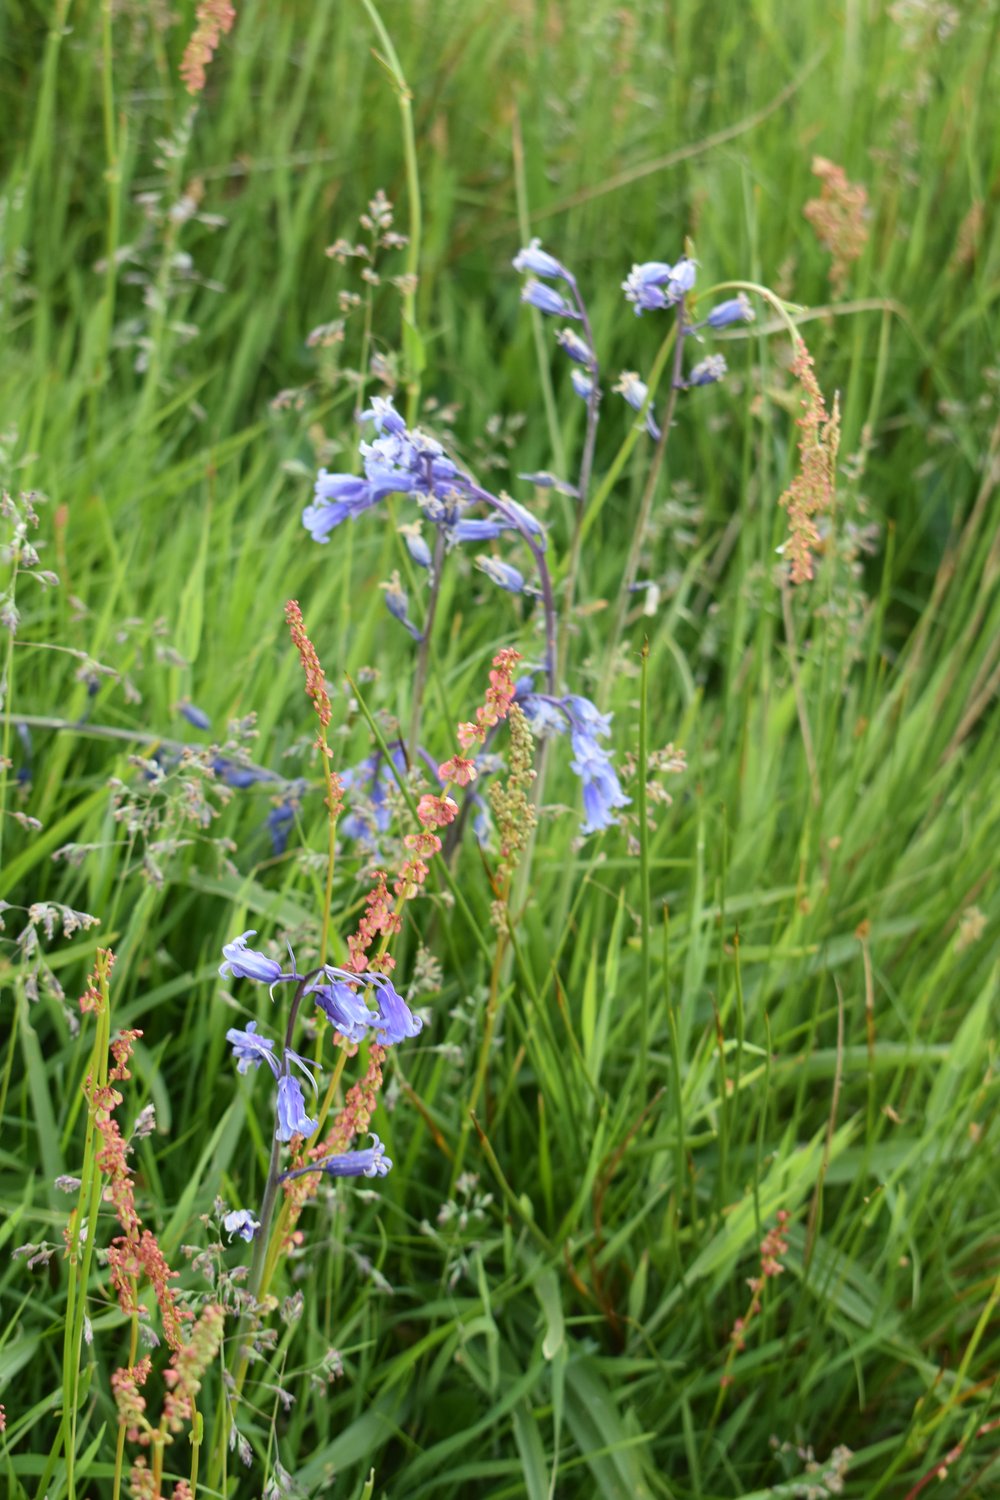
(703, 295, 753, 329)
(512, 239, 570, 281)
(370, 975, 423, 1045)
(226, 1020, 280, 1076)
(223, 1208, 260, 1242)
(219, 931, 294, 985)
(311, 978, 378, 1044)
(179, 701, 211, 730)
(521, 280, 580, 319)
(280, 1133, 392, 1182)
(275, 1074, 317, 1142)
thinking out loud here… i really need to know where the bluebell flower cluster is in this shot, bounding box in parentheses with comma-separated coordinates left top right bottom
(623, 258, 696, 315)
(512, 240, 599, 420)
(303, 397, 544, 561)
(222, 933, 422, 1161)
(515, 680, 630, 835)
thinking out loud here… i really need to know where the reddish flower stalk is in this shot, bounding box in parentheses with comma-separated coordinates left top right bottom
(803, 156, 869, 298)
(720, 1210, 790, 1389)
(778, 340, 840, 585)
(282, 649, 524, 1229)
(180, 0, 236, 95)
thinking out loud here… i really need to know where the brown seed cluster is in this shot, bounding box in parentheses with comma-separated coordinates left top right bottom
(803, 156, 869, 298)
(180, 0, 236, 95)
(779, 339, 840, 585)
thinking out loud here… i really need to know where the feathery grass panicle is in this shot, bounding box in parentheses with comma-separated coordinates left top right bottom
(803, 156, 870, 297)
(180, 1, 236, 95)
(779, 339, 841, 584)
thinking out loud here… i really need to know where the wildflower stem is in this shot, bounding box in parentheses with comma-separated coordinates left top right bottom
(111, 1287, 141, 1500)
(318, 746, 340, 969)
(244, 979, 312, 1314)
(450, 922, 508, 1190)
(0, 559, 18, 873)
(637, 640, 651, 1101)
(360, 0, 423, 423)
(62, 951, 113, 1500)
(512, 111, 566, 478)
(557, 277, 601, 688)
(467, 483, 557, 692)
(260, 1046, 349, 1295)
(407, 530, 446, 760)
(599, 305, 687, 707)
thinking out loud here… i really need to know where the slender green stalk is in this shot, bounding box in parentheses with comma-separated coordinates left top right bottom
(599, 310, 687, 706)
(637, 641, 651, 1101)
(407, 530, 446, 759)
(62, 952, 113, 1500)
(359, 0, 423, 422)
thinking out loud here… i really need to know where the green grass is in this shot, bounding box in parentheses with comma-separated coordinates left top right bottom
(1, 1, 999, 1496)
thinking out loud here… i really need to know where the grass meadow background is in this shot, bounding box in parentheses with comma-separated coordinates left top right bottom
(1, 0, 999, 1496)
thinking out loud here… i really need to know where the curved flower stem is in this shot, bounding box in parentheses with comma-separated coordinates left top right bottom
(466, 482, 557, 694)
(407, 530, 446, 760)
(557, 276, 601, 689)
(359, 0, 423, 423)
(599, 300, 688, 707)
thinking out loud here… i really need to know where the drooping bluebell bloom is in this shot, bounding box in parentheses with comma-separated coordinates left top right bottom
(444, 513, 511, 546)
(303, 474, 377, 542)
(623, 257, 696, 314)
(310, 977, 379, 1044)
(223, 1208, 260, 1242)
(495, 496, 547, 544)
(569, 726, 632, 835)
(220, 931, 296, 985)
(226, 1020, 281, 1076)
(512, 239, 570, 282)
(556, 328, 592, 366)
(517, 472, 580, 499)
(369, 974, 423, 1045)
(515, 680, 630, 835)
(179, 701, 211, 731)
(571, 369, 595, 402)
(280, 1133, 392, 1182)
(684, 354, 728, 388)
(476, 555, 533, 595)
(381, 572, 423, 642)
(359, 394, 407, 435)
(702, 294, 754, 329)
(614, 372, 661, 440)
(520, 279, 581, 320)
(275, 1074, 317, 1142)
(398, 522, 434, 570)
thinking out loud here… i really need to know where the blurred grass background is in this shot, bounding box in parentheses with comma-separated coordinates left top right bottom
(0, 0, 998, 1496)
